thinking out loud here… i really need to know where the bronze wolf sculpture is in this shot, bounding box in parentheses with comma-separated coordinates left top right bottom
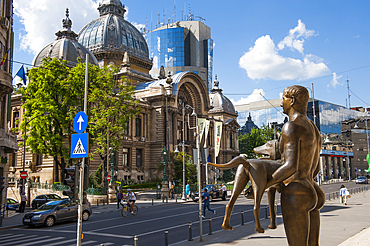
(207, 138, 281, 233)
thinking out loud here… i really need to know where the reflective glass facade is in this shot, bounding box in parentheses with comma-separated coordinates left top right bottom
(147, 27, 185, 69)
(204, 39, 213, 93)
(237, 100, 365, 134)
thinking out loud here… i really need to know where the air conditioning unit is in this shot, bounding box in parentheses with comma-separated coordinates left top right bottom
(25, 160, 32, 166)
(0, 17, 9, 30)
(140, 137, 145, 142)
(123, 136, 128, 140)
(9, 166, 14, 172)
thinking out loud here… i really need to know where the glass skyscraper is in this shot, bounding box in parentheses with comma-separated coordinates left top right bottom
(147, 20, 213, 92)
(236, 99, 365, 135)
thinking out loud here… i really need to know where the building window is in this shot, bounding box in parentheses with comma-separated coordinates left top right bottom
(137, 175, 144, 183)
(136, 149, 142, 167)
(136, 118, 142, 137)
(13, 111, 19, 128)
(123, 121, 129, 135)
(124, 175, 131, 184)
(33, 154, 42, 166)
(122, 148, 129, 167)
(229, 132, 233, 149)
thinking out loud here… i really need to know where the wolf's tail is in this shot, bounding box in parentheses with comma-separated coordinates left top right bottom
(207, 156, 249, 171)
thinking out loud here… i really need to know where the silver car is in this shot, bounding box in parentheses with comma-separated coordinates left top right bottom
(23, 199, 92, 227)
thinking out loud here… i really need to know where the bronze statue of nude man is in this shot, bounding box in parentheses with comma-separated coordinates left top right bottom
(266, 85, 325, 246)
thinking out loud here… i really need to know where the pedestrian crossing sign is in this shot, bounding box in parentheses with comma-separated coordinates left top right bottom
(71, 133, 89, 158)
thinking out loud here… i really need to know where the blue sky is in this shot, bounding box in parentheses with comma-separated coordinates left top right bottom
(12, 0, 370, 111)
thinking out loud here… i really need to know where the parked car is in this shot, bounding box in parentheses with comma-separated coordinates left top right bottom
(190, 184, 223, 202)
(355, 176, 368, 184)
(31, 194, 62, 209)
(23, 199, 92, 227)
(6, 198, 20, 211)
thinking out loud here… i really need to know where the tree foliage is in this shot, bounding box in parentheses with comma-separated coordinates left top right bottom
(170, 151, 197, 185)
(238, 125, 276, 159)
(16, 57, 140, 182)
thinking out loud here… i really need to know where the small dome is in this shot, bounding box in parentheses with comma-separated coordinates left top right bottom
(32, 9, 98, 67)
(78, 0, 149, 61)
(209, 75, 236, 114)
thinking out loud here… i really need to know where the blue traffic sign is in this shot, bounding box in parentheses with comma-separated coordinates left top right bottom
(73, 111, 88, 133)
(70, 133, 89, 158)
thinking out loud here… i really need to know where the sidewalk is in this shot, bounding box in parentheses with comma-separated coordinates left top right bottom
(174, 190, 370, 246)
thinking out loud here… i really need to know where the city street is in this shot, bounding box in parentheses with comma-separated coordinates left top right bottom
(0, 182, 363, 245)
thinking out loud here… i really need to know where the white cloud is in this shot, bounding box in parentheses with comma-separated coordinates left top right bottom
(239, 20, 330, 81)
(277, 19, 315, 54)
(328, 72, 343, 88)
(14, 0, 99, 55)
(231, 89, 265, 105)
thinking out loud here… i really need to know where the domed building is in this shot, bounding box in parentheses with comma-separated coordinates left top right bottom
(32, 9, 99, 67)
(78, 0, 152, 84)
(9, 1, 240, 194)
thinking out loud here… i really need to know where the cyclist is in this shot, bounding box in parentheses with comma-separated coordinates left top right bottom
(125, 189, 136, 214)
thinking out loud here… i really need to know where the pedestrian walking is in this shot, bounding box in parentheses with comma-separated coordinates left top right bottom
(170, 183, 175, 199)
(340, 184, 350, 205)
(117, 190, 123, 209)
(221, 183, 227, 201)
(185, 183, 191, 199)
(19, 192, 27, 213)
(202, 188, 216, 218)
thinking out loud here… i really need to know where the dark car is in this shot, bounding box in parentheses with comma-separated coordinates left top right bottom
(6, 198, 20, 210)
(190, 184, 223, 202)
(31, 194, 62, 209)
(23, 199, 92, 227)
(355, 176, 368, 184)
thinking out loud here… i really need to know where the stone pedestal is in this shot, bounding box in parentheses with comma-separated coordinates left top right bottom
(161, 180, 169, 198)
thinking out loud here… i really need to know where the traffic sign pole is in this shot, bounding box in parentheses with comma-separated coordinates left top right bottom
(77, 53, 89, 246)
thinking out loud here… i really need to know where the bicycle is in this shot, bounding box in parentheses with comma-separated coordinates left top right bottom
(121, 200, 138, 217)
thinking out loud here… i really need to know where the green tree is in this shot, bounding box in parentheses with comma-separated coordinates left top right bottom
(170, 151, 197, 185)
(17, 58, 71, 182)
(239, 125, 276, 159)
(16, 58, 140, 183)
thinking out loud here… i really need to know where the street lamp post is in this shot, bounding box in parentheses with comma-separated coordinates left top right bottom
(186, 105, 203, 242)
(22, 112, 48, 194)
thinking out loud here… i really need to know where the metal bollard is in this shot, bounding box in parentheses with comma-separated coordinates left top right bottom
(188, 222, 193, 241)
(134, 235, 138, 246)
(162, 195, 164, 203)
(265, 206, 268, 219)
(165, 230, 169, 246)
(97, 199, 99, 207)
(166, 196, 168, 203)
(103, 199, 105, 206)
(209, 218, 213, 235)
(328, 193, 331, 200)
(152, 199, 154, 206)
(176, 196, 178, 202)
(241, 211, 245, 226)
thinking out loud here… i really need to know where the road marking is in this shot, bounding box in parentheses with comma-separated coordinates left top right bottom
(0, 234, 23, 240)
(20, 236, 65, 246)
(0, 234, 38, 245)
(46, 238, 76, 246)
(94, 243, 114, 246)
(69, 241, 96, 246)
(82, 231, 133, 239)
(2, 235, 49, 246)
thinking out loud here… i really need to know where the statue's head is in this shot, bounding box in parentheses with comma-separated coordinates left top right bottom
(282, 85, 309, 114)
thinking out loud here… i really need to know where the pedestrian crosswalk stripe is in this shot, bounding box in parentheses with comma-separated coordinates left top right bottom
(94, 243, 114, 246)
(21, 236, 65, 246)
(0, 234, 22, 240)
(47, 238, 76, 246)
(73, 138, 86, 154)
(1, 235, 49, 246)
(67, 240, 96, 246)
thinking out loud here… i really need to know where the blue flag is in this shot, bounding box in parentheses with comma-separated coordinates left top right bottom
(16, 65, 27, 85)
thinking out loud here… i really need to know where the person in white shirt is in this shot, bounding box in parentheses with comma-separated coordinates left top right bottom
(340, 184, 349, 205)
(221, 183, 227, 201)
(125, 189, 136, 214)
